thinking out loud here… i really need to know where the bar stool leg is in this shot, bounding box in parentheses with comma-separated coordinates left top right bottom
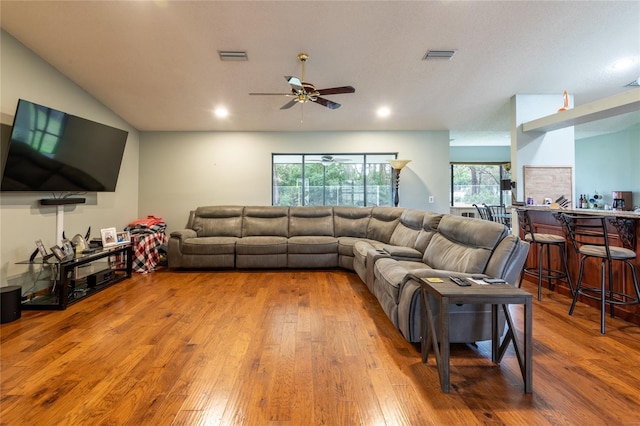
(569, 258, 586, 316)
(560, 243, 574, 296)
(600, 259, 606, 334)
(537, 243, 544, 301)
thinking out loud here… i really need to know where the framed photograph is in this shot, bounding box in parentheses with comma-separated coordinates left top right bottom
(100, 227, 118, 248)
(50, 245, 66, 261)
(116, 231, 131, 244)
(35, 239, 48, 257)
(61, 238, 74, 256)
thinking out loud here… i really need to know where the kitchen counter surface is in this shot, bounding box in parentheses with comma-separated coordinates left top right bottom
(512, 205, 640, 220)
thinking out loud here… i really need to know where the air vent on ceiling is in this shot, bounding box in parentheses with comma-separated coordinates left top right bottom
(422, 50, 457, 61)
(218, 50, 248, 61)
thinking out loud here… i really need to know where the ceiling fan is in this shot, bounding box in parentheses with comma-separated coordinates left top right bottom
(249, 53, 355, 110)
(307, 154, 353, 165)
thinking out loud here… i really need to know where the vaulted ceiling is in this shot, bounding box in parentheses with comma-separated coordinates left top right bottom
(1, 1, 639, 144)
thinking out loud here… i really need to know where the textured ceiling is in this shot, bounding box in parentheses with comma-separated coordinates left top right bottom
(1, 1, 639, 144)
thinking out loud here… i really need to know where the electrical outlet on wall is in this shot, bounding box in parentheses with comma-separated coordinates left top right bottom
(428, 196, 435, 203)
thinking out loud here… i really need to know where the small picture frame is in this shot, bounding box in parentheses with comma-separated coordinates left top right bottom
(116, 231, 131, 244)
(100, 227, 118, 248)
(50, 245, 66, 261)
(35, 239, 48, 257)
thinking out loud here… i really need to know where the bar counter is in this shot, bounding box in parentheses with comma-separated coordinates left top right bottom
(514, 206, 640, 327)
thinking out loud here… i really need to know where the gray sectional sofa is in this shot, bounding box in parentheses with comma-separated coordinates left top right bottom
(168, 205, 530, 344)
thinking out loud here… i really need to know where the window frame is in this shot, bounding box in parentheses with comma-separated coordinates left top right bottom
(272, 153, 397, 207)
(450, 162, 511, 207)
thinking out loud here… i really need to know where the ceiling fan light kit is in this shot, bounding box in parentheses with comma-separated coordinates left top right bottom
(249, 52, 355, 112)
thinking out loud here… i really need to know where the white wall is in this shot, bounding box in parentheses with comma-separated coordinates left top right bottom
(138, 130, 450, 233)
(0, 31, 140, 284)
(511, 94, 576, 204)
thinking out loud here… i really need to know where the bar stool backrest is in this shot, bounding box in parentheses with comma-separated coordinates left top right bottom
(559, 213, 612, 259)
(485, 204, 510, 227)
(473, 204, 492, 221)
(515, 208, 535, 242)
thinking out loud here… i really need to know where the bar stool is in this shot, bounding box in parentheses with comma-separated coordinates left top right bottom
(516, 209, 573, 301)
(473, 203, 492, 221)
(560, 213, 640, 334)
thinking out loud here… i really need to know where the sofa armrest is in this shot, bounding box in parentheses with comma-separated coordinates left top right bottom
(170, 229, 197, 245)
(382, 244, 422, 260)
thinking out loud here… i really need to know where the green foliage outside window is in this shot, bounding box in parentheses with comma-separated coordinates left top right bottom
(273, 154, 395, 207)
(451, 163, 509, 206)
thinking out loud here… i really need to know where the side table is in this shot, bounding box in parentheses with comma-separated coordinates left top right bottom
(420, 277, 533, 393)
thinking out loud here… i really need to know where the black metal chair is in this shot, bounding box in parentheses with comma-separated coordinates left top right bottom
(559, 213, 640, 334)
(516, 208, 573, 301)
(473, 203, 492, 221)
(485, 204, 511, 228)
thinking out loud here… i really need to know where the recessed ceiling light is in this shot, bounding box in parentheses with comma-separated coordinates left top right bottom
(214, 107, 229, 118)
(377, 106, 391, 118)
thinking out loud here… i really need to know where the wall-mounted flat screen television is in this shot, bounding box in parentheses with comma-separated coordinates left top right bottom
(1, 99, 128, 192)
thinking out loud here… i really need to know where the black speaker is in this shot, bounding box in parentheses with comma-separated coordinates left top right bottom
(1, 285, 22, 324)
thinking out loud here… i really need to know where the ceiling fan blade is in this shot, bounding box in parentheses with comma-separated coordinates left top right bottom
(316, 86, 355, 96)
(314, 97, 341, 109)
(285, 76, 303, 91)
(280, 99, 298, 110)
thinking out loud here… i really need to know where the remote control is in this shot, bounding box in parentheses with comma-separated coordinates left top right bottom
(450, 276, 471, 286)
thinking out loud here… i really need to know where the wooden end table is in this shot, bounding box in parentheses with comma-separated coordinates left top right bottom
(420, 277, 533, 393)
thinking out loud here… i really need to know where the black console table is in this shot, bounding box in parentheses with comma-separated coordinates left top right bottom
(19, 243, 132, 310)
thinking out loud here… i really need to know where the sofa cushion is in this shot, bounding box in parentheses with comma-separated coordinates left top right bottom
(414, 212, 444, 253)
(242, 206, 289, 237)
(289, 206, 334, 236)
(333, 207, 372, 238)
(288, 236, 338, 254)
(367, 207, 403, 243)
(423, 215, 508, 273)
(389, 209, 424, 247)
(235, 236, 288, 254)
(337, 236, 362, 257)
(181, 236, 238, 255)
(191, 206, 244, 237)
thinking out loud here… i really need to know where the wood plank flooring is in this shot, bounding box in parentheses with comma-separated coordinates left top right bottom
(1, 269, 640, 425)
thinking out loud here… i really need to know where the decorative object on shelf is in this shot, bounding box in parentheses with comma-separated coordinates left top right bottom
(388, 159, 411, 207)
(50, 245, 66, 261)
(100, 227, 118, 248)
(558, 90, 570, 112)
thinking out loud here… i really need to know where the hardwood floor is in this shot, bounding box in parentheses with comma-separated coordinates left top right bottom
(2, 269, 640, 425)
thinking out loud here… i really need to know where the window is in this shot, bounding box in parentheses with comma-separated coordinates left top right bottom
(450, 163, 510, 206)
(272, 153, 396, 206)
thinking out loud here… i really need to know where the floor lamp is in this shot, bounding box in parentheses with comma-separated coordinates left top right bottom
(389, 159, 411, 207)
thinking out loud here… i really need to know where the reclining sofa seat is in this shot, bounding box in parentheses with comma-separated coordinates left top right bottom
(288, 206, 338, 268)
(374, 214, 529, 342)
(167, 206, 243, 268)
(333, 206, 373, 270)
(352, 207, 405, 288)
(235, 206, 289, 268)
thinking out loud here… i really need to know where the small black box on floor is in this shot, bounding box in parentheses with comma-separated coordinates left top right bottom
(1, 285, 22, 324)
(88, 269, 114, 287)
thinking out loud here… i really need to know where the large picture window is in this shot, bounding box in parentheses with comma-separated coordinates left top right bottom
(272, 153, 396, 206)
(450, 163, 510, 206)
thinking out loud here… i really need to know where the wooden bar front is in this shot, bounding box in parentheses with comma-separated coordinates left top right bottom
(518, 207, 640, 326)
